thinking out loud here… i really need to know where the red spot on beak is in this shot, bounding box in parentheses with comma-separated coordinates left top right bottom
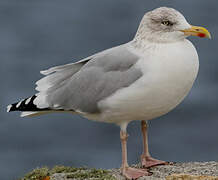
(198, 33, 206, 38)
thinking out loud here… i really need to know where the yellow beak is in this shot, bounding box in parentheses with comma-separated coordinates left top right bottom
(181, 25, 211, 39)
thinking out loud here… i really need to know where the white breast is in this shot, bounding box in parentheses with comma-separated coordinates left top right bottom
(90, 40, 199, 124)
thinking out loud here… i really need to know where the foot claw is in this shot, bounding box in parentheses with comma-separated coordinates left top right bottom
(122, 167, 150, 179)
(168, 161, 175, 165)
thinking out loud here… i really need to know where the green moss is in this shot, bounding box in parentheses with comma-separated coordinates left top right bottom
(66, 168, 116, 180)
(50, 165, 86, 174)
(19, 166, 116, 180)
(18, 167, 49, 180)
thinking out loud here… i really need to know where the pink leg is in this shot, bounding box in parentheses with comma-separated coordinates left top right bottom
(141, 120, 168, 168)
(120, 130, 150, 179)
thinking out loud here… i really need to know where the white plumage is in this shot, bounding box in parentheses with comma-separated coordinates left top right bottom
(90, 40, 199, 125)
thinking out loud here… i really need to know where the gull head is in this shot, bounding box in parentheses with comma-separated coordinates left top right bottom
(135, 7, 211, 43)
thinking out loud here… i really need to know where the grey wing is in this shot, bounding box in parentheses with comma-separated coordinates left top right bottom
(34, 57, 91, 108)
(35, 44, 142, 113)
(36, 57, 91, 92)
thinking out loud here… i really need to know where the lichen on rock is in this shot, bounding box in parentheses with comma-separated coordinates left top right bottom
(19, 162, 218, 180)
(19, 166, 116, 180)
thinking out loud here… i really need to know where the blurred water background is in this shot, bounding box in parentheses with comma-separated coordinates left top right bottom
(1, 0, 218, 179)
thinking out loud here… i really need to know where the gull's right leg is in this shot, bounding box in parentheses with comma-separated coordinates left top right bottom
(141, 120, 168, 168)
(120, 129, 150, 179)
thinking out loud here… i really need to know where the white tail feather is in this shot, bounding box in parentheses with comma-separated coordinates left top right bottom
(20, 111, 51, 117)
(21, 110, 76, 117)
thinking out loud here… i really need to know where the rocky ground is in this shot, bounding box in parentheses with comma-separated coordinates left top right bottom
(111, 162, 218, 180)
(19, 162, 218, 180)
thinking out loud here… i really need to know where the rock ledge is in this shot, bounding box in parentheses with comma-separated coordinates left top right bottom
(20, 162, 218, 180)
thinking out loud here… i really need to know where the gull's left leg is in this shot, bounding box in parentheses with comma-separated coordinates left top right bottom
(141, 120, 168, 168)
(120, 123, 150, 179)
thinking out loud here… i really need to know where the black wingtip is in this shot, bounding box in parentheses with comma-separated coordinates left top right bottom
(7, 95, 49, 112)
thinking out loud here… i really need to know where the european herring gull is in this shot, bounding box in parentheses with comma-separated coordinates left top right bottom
(7, 7, 211, 179)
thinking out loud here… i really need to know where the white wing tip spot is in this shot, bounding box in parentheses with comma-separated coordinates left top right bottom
(16, 101, 22, 108)
(7, 104, 12, 112)
(25, 97, 32, 105)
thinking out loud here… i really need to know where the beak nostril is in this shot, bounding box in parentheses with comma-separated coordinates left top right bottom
(196, 29, 200, 31)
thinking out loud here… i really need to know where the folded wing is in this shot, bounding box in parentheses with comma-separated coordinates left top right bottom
(35, 44, 142, 114)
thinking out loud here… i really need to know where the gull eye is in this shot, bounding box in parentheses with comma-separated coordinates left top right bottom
(161, 20, 173, 26)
